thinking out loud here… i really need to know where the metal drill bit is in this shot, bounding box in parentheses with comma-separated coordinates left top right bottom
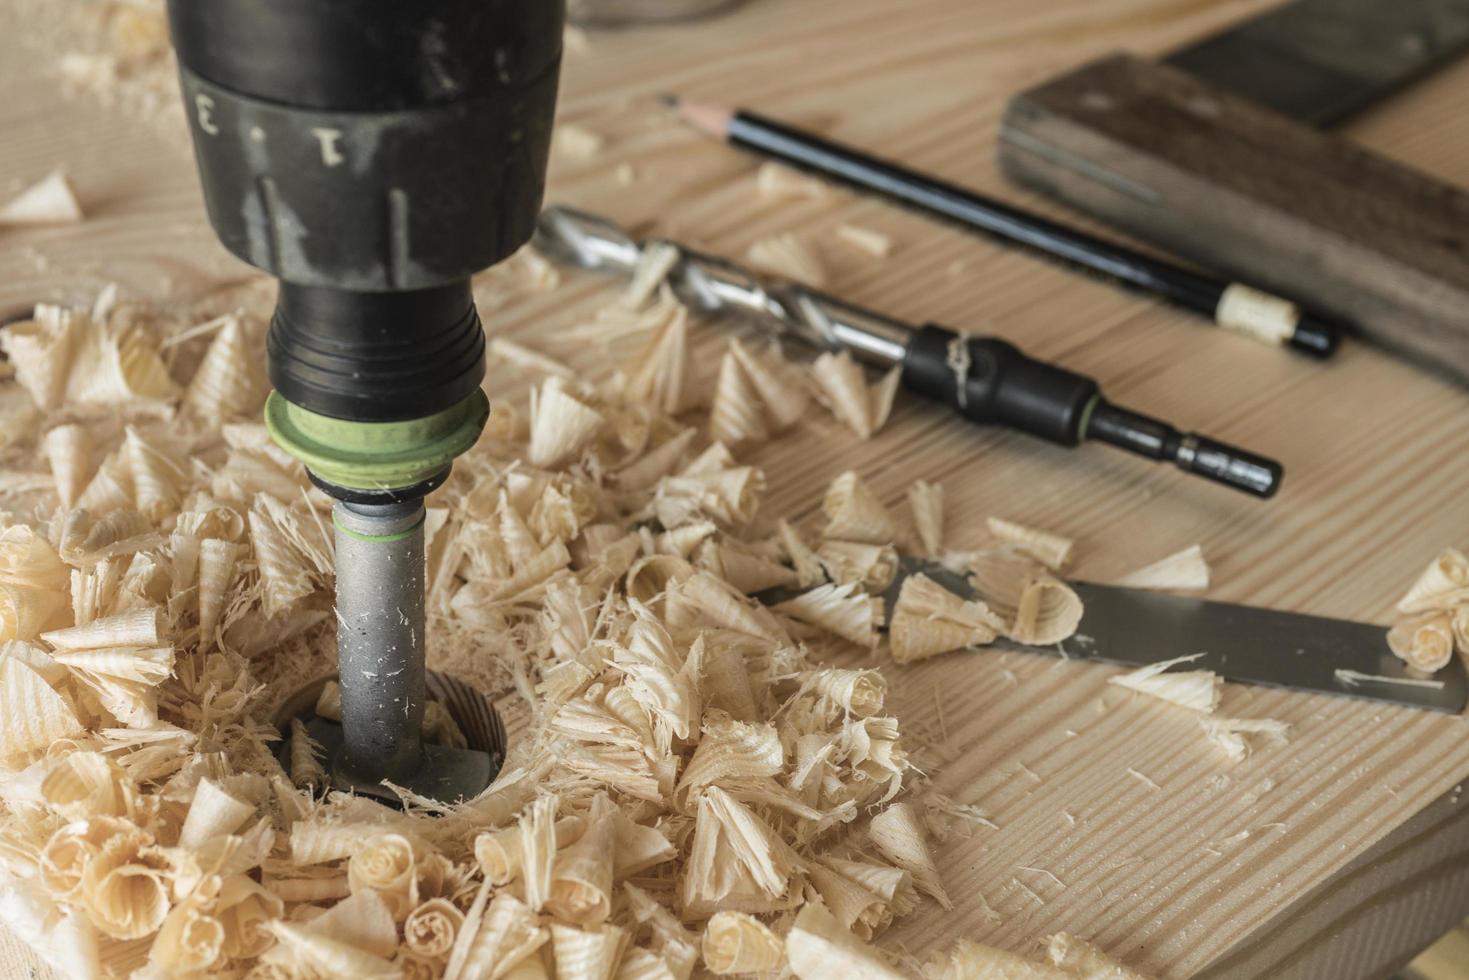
(333, 500, 427, 784)
(534, 205, 1284, 498)
(535, 206, 914, 367)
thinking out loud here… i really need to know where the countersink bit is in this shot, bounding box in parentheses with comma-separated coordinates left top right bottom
(534, 205, 1284, 498)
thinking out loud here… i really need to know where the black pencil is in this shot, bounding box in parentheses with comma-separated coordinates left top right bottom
(666, 96, 1342, 359)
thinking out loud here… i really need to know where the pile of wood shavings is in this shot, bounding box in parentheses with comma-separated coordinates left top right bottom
(0, 268, 1136, 979)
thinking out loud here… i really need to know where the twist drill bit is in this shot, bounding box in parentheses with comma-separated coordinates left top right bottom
(535, 206, 1283, 498)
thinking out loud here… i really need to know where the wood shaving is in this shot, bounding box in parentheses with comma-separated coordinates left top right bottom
(701, 910, 784, 974)
(1395, 548, 1469, 614)
(834, 224, 894, 258)
(817, 540, 898, 591)
(773, 581, 884, 648)
(40, 423, 95, 505)
(786, 901, 906, 980)
(1114, 545, 1209, 592)
(987, 517, 1073, 570)
(746, 233, 827, 288)
(553, 123, 606, 161)
(709, 339, 809, 447)
(1387, 548, 1469, 672)
(888, 573, 1004, 664)
(0, 171, 83, 225)
(868, 802, 950, 909)
(1386, 612, 1455, 672)
(822, 471, 898, 544)
(490, 337, 577, 380)
(1125, 768, 1161, 791)
(809, 350, 902, 440)
(1200, 717, 1291, 762)
(622, 242, 680, 311)
(528, 380, 607, 468)
(755, 163, 828, 202)
(1108, 654, 1220, 713)
(923, 933, 1155, 979)
(964, 550, 1083, 646)
(907, 480, 944, 557)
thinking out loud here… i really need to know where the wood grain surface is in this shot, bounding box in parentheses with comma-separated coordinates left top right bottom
(3, 1, 1469, 978)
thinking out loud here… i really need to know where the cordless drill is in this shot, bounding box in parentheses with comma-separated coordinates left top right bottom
(167, 0, 565, 800)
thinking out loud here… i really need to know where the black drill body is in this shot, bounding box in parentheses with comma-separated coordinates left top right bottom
(168, 0, 564, 423)
(168, 0, 566, 798)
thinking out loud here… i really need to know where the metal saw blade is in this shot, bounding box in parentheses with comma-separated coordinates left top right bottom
(855, 558, 1466, 713)
(1164, 0, 1469, 126)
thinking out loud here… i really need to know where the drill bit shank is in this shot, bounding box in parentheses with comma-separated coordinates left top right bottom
(333, 500, 426, 784)
(535, 206, 1283, 498)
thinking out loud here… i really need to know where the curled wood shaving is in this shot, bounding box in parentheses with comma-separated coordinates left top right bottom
(924, 933, 1156, 979)
(746, 233, 827, 288)
(0, 171, 83, 225)
(709, 339, 809, 447)
(1108, 654, 1221, 714)
(622, 302, 693, 415)
(809, 351, 901, 440)
(529, 380, 607, 468)
(817, 540, 897, 591)
(964, 550, 1083, 646)
(786, 901, 906, 980)
(755, 163, 828, 201)
(1396, 549, 1469, 613)
(822, 471, 898, 545)
(554, 123, 606, 161)
(1115, 545, 1209, 592)
(1200, 716, 1291, 762)
(490, 336, 576, 380)
(835, 224, 894, 258)
(623, 242, 681, 311)
(868, 801, 950, 909)
(773, 581, 884, 648)
(907, 480, 945, 558)
(702, 910, 784, 974)
(889, 573, 1004, 664)
(1387, 613, 1455, 672)
(42, 423, 94, 509)
(987, 517, 1073, 570)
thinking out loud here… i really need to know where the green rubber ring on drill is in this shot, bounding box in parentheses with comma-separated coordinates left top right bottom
(265, 389, 490, 491)
(332, 511, 426, 544)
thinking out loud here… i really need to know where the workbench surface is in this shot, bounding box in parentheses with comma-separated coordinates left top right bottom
(3, 1, 1469, 977)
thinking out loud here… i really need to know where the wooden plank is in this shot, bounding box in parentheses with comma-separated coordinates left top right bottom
(998, 53, 1469, 384)
(3, 1, 1469, 978)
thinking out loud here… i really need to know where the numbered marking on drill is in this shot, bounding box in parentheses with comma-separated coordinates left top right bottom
(311, 127, 346, 167)
(194, 94, 220, 136)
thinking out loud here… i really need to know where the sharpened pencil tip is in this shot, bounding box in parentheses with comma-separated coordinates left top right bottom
(664, 97, 734, 140)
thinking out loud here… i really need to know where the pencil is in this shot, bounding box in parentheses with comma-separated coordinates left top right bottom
(665, 96, 1343, 359)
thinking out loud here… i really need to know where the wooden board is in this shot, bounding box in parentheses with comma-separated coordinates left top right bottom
(999, 52, 1469, 385)
(3, 0, 1469, 977)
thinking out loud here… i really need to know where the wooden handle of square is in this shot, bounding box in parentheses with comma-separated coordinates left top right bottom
(999, 53, 1469, 384)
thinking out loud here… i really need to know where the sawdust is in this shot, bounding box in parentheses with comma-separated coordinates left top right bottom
(0, 276, 962, 978)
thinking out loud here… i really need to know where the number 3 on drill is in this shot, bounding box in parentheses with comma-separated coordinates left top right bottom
(194, 94, 220, 136)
